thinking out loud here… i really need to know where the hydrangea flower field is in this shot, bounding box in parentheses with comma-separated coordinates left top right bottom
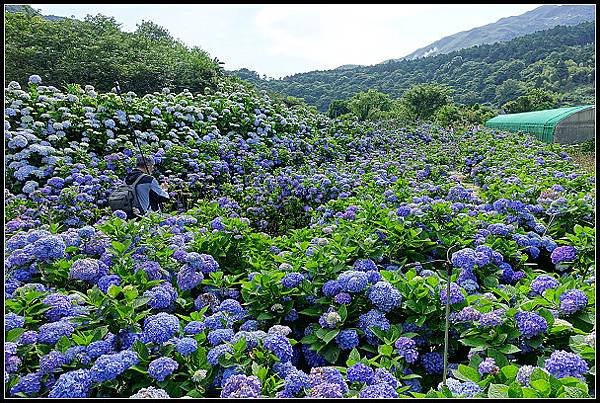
(4, 76, 596, 398)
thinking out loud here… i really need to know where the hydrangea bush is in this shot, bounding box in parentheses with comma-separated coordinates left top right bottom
(4, 76, 595, 398)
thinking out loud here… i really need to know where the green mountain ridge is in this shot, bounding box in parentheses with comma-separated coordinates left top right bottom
(387, 4, 596, 62)
(229, 22, 595, 112)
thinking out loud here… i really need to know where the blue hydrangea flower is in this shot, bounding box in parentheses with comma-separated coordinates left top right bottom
(143, 282, 178, 310)
(373, 367, 399, 388)
(183, 321, 205, 335)
(186, 253, 219, 274)
(367, 281, 402, 312)
(97, 274, 121, 294)
(395, 337, 419, 363)
(322, 280, 342, 297)
(559, 289, 588, 315)
(207, 344, 233, 366)
(86, 340, 113, 359)
(282, 369, 310, 396)
(334, 292, 352, 304)
(337, 271, 369, 293)
(421, 352, 444, 374)
(170, 337, 197, 358)
(48, 369, 92, 398)
(38, 321, 75, 345)
(10, 372, 41, 396)
(148, 357, 178, 381)
(263, 333, 293, 363)
(439, 282, 465, 305)
(281, 272, 305, 289)
(550, 246, 577, 264)
(5, 313, 25, 331)
(221, 374, 262, 398)
(354, 259, 377, 272)
(18, 330, 38, 346)
(336, 329, 359, 350)
(89, 350, 139, 383)
(359, 382, 398, 398)
(308, 382, 343, 398)
(208, 329, 235, 346)
(544, 350, 588, 380)
(142, 312, 180, 344)
(176, 265, 204, 291)
(39, 350, 66, 374)
(516, 365, 536, 386)
(357, 309, 390, 346)
(514, 311, 548, 339)
(530, 275, 559, 296)
(347, 362, 374, 384)
(319, 309, 342, 329)
(479, 309, 506, 328)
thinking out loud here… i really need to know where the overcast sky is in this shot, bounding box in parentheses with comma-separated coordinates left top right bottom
(29, 4, 546, 78)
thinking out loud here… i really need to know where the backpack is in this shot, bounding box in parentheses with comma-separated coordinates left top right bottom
(108, 174, 145, 216)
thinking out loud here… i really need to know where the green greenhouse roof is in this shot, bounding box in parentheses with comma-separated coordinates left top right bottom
(484, 105, 595, 143)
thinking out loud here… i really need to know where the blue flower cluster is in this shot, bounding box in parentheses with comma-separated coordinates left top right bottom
(148, 356, 179, 381)
(367, 281, 402, 312)
(357, 309, 390, 346)
(514, 311, 548, 339)
(544, 350, 588, 379)
(559, 289, 588, 315)
(395, 337, 419, 363)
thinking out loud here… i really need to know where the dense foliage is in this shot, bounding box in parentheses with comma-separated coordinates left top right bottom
(230, 22, 595, 112)
(4, 12, 223, 95)
(4, 75, 596, 398)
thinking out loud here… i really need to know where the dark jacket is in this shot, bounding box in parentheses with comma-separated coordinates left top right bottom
(125, 168, 170, 215)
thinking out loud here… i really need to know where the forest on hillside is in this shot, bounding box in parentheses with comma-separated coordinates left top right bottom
(231, 22, 595, 112)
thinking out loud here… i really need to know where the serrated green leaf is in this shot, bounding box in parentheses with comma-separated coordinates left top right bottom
(378, 344, 393, 357)
(530, 379, 551, 396)
(507, 382, 523, 398)
(487, 383, 509, 398)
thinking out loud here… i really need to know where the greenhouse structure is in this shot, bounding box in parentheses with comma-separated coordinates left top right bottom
(485, 105, 595, 144)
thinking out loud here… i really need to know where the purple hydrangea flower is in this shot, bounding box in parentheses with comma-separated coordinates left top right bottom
(551, 246, 577, 264)
(478, 357, 499, 375)
(559, 289, 588, 315)
(48, 369, 92, 398)
(347, 362, 374, 384)
(334, 292, 352, 304)
(148, 357, 178, 381)
(281, 272, 305, 289)
(367, 281, 402, 312)
(439, 282, 465, 305)
(335, 329, 359, 350)
(514, 311, 548, 339)
(544, 350, 588, 380)
(421, 352, 444, 374)
(530, 275, 559, 296)
(359, 382, 398, 398)
(395, 337, 419, 363)
(142, 312, 180, 344)
(221, 374, 262, 398)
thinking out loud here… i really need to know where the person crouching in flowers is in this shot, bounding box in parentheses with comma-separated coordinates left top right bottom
(125, 155, 170, 219)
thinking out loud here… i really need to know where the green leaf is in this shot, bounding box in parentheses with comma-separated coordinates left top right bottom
(530, 379, 551, 396)
(530, 367, 549, 382)
(487, 383, 509, 398)
(107, 284, 122, 298)
(500, 365, 519, 382)
(497, 344, 521, 354)
(321, 329, 340, 344)
(6, 328, 26, 343)
(459, 336, 487, 347)
(377, 344, 393, 357)
(346, 348, 360, 367)
(560, 385, 589, 398)
(507, 382, 523, 398)
(456, 364, 481, 382)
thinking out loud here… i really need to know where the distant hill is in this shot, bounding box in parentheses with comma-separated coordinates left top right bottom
(383, 4, 595, 62)
(334, 64, 364, 70)
(5, 4, 65, 21)
(232, 22, 595, 112)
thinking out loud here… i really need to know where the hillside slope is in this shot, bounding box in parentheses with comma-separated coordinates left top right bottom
(230, 22, 595, 111)
(389, 4, 595, 62)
